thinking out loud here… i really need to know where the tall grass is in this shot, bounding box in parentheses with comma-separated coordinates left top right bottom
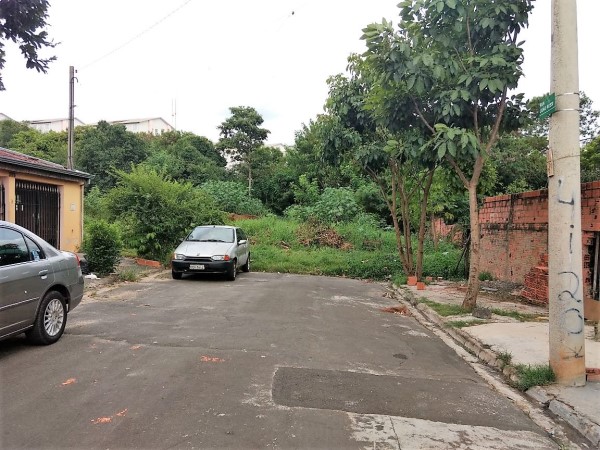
(230, 216, 463, 281)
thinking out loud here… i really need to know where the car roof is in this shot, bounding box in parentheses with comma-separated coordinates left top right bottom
(195, 225, 236, 229)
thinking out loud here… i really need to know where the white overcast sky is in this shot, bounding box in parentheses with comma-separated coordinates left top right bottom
(0, 0, 598, 145)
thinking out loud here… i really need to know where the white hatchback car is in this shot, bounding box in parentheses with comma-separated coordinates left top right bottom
(171, 225, 250, 281)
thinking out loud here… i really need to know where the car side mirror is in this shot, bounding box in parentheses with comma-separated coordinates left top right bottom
(238, 239, 247, 245)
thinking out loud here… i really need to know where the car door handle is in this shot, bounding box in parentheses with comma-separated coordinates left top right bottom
(39, 270, 49, 277)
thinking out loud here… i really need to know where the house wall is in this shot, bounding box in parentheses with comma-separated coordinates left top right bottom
(0, 170, 85, 252)
(479, 182, 600, 321)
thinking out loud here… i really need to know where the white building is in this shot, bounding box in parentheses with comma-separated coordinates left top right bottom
(27, 118, 85, 133)
(109, 117, 174, 135)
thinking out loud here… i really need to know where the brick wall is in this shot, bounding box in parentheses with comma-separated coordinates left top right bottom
(479, 181, 599, 319)
(479, 190, 548, 284)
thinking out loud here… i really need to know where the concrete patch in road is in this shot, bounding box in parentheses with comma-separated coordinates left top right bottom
(348, 414, 557, 450)
(272, 367, 540, 431)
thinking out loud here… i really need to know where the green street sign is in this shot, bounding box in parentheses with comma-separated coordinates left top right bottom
(539, 93, 556, 120)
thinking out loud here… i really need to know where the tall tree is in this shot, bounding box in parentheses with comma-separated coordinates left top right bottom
(362, 0, 533, 309)
(217, 106, 269, 196)
(144, 131, 227, 185)
(0, 118, 32, 147)
(321, 58, 437, 280)
(75, 121, 148, 190)
(0, 0, 57, 90)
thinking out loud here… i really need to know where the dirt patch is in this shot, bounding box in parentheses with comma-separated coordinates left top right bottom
(405, 280, 547, 318)
(84, 258, 166, 294)
(296, 222, 353, 249)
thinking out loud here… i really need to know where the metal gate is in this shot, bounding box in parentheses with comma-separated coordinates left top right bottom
(0, 183, 4, 220)
(15, 181, 60, 247)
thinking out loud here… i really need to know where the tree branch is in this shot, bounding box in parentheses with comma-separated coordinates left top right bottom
(445, 153, 470, 189)
(411, 96, 436, 134)
(484, 88, 508, 156)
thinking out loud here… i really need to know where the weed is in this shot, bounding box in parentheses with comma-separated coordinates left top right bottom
(393, 274, 408, 286)
(490, 309, 538, 322)
(418, 298, 470, 316)
(497, 351, 513, 366)
(446, 319, 485, 328)
(478, 271, 494, 281)
(514, 364, 555, 391)
(117, 268, 140, 282)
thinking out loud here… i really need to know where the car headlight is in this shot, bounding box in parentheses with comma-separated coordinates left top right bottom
(211, 255, 231, 261)
(173, 253, 185, 260)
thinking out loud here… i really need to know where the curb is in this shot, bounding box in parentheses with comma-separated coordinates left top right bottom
(394, 285, 600, 448)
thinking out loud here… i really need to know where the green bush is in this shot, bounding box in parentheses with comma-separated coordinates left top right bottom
(312, 187, 362, 223)
(81, 219, 122, 276)
(84, 186, 110, 222)
(201, 180, 269, 216)
(422, 247, 464, 279)
(107, 166, 225, 262)
(283, 204, 314, 222)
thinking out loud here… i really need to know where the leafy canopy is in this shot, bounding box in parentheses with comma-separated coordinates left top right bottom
(0, 0, 57, 90)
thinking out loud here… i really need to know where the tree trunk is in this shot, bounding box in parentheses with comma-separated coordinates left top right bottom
(431, 213, 438, 251)
(462, 183, 481, 310)
(248, 164, 252, 197)
(416, 170, 435, 280)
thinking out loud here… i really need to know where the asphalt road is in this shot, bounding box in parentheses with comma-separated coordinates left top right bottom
(0, 272, 558, 449)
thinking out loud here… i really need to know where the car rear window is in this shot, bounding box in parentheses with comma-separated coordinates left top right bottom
(0, 227, 30, 266)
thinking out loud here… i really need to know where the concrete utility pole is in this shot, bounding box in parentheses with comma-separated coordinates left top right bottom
(67, 66, 76, 170)
(548, 0, 586, 386)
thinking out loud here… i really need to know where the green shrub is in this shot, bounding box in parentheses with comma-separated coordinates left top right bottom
(422, 247, 464, 279)
(393, 273, 408, 285)
(84, 186, 110, 222)
(201, 180, 269, 216)
(312, 187, 362, 223)
(107, 166, 225, 262)
(81, 219, 122, 276)
(283, 204, 314, 222)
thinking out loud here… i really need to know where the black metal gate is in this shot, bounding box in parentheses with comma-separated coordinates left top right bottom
(0, 183, 5, 220)
(15, 181, 60, 247)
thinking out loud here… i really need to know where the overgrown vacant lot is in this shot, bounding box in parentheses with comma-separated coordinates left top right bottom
(231, 216, 464, 280)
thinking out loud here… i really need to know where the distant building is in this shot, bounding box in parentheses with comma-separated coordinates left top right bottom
(267, 143, 287, 154)
(2, 114, 175, 136)
(109, 117, 174, 135)
(27, 118, 85, 133)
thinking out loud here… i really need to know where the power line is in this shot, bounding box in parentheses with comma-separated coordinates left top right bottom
(80, 0, 193, 70)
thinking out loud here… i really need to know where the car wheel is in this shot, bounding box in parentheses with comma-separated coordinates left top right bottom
(241, 254, 250, 272)
(26, 291, 67, 345)
(172, 270, 182, 280)
(226, 260, 237, 281)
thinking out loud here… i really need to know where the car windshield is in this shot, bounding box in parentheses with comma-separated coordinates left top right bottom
(187, 227, 234, 243)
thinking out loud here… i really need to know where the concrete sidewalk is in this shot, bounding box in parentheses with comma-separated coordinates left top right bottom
(396, 282, 600, 448)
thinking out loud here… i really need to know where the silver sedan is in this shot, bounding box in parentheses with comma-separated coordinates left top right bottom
(0, 221, 84, 344)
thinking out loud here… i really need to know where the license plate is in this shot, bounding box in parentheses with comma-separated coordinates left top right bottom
(189, 264, 205, 270)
